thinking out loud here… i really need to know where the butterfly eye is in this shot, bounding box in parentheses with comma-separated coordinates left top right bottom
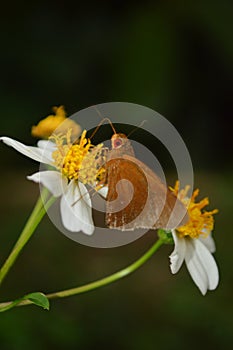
(114, 139, 123, 148)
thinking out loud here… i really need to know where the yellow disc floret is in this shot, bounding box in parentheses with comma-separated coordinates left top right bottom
(31, 105, 81, 139)
(171, 181, 218, 239)
(51, 129, 106, 186)
(79, 143, 106, 185)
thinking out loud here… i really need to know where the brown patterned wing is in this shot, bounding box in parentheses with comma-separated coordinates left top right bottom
(106, 155, 189, 231)
(106, 157, 149, 230)
(123, 154, 189, 229)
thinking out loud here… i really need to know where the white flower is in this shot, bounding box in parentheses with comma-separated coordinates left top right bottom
(169, 182, 219, 295)
(170, 229, 219, 295)
(0, 132, 105, 235)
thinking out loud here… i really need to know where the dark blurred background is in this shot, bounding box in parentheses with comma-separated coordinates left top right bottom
(0, 1, 232, 349)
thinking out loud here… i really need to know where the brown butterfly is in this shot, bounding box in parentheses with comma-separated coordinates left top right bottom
(101, 131, 189, 231)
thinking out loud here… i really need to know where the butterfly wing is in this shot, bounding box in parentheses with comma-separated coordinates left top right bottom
(106, 157, 149, 230)
(106, 154, 188, 231)
(123, 154, 189, 229)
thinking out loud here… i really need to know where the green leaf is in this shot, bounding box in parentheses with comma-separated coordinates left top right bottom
(23, 292, 50, 310)
(0, 292, 50, 313)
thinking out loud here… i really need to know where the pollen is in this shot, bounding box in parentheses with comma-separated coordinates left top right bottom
(171, 181, 218, 239)
(79, 144, 106, 185)
(31, 105, 81, 139)
(51, 129, 106, 185)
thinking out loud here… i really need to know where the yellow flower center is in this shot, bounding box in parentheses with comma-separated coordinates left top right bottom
(170, 181, 218, 239)
(51, 130, 106, 185)
(31, 105, 81, 139)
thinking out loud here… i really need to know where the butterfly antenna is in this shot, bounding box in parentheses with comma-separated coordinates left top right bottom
(71, 187, 97, 207)
(89, 106, 117, 139)
(127, 120, 147, 138)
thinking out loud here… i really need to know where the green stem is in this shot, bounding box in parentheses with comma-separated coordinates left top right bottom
(47, 238, 164, 299)
(0, 237, 164, 308)
(0, 188, 55, 286)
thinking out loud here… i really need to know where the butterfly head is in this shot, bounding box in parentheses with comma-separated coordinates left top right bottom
(111, 133, 129, 149)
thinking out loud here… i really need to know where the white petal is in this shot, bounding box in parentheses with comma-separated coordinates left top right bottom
(169, 229, 186, 274)
(185, 238, 208, 295)
(97, 186, 108, 198)
(37, 140, 56, 151)
(195, 239, 219, 291)
(185, 239, 218, 295)
(0, 137, 53, 164)
(199, 232, 216, 253)
(37, 140, 56, 162)
(27, 171, 66, 197)
(60, 180, 94, 235)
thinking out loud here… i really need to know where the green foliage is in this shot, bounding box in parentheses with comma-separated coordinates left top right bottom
(26, 292, 50, 310)
(0, 293, 49, 313)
